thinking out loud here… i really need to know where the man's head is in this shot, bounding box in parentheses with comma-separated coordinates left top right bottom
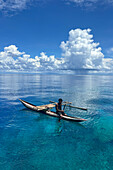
(58, 98, 63, 104)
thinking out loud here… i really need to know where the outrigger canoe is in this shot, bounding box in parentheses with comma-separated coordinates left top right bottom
(19, 99, 86, 122)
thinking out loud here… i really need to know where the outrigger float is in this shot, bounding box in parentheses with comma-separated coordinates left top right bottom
(19, 99, 87, 122)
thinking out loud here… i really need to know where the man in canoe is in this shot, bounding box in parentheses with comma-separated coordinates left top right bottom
(55, 98, 67, 119)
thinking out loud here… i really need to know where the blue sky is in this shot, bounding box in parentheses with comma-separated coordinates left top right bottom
(0, 0, 113, 73)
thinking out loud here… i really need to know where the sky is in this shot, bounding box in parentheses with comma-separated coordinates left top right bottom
(0, 0, 113, 73)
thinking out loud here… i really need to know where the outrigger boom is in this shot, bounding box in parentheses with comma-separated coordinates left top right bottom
(49, 101, 87, 111)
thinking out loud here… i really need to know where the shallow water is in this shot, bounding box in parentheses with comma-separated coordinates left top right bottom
(0, 73, 113, 170)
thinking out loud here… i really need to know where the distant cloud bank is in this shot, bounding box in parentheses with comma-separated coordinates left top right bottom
(0, 45, 63, 72)
(0, 28, 113, 73)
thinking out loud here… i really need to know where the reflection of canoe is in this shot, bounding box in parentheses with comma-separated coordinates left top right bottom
(19, 99, 87, 122)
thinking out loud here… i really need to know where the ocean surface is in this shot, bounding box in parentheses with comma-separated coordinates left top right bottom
(0, 73, 113, 170)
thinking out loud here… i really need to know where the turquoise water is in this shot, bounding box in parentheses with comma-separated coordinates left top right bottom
(0, 73, 113, 170)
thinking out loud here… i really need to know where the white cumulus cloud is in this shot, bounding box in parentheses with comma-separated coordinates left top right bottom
(0, 45, 64, 72)
(60, 28, 104, 70)
(0, 29, 113, 73)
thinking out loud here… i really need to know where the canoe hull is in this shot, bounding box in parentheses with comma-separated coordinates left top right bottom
(19, 99, 86, 122)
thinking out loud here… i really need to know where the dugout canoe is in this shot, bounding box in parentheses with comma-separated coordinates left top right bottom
(19, 99, 86, 122)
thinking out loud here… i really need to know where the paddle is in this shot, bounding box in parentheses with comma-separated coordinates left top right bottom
(67, 105, 87, 111)
(49, 101, 87, 111)
(63, 104, 66, 110)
